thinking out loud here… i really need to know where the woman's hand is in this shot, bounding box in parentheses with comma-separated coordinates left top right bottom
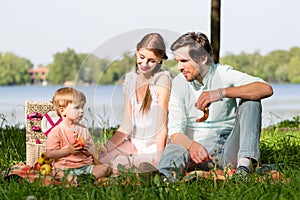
(98, 143, 108, 157)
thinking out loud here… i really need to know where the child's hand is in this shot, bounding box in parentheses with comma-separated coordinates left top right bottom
(80, 148, 92, 156)
(68, 143, 83, 155)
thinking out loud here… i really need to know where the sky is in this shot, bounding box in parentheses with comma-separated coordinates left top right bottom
(1, 0, 299, 67)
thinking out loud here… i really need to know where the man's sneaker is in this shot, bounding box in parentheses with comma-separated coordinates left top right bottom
(232, 166, 250, 181)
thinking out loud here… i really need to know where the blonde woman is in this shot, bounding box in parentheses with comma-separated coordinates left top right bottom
(99, 33, 171, 173)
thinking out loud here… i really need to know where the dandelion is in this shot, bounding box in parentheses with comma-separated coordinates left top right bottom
(26, 195, 37, 200)
(226, 163, 233, 169)
(211, 156, 220, 189)
(207, 161, 214, 169)
(213, 157, 219, 164)
(171, 170, 177, 180)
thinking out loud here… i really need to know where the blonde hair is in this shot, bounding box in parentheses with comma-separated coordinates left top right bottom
(52, 87, 86, 117)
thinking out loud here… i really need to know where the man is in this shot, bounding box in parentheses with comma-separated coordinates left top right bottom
(158, 32, 273, 181)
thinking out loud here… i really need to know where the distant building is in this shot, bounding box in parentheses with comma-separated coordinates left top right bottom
(28, 65, 48, 86)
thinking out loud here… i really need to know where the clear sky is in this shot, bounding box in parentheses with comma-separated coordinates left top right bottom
(1, 0, 299, 67)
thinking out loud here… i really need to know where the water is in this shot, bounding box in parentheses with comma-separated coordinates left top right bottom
(261, 84, 300, 127)
(0, 84, 299, 128)
(0, 85, 124, 128)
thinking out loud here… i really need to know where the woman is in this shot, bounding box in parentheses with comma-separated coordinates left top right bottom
(99, 33, 171, 173)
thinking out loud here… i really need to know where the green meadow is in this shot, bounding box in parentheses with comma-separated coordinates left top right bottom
(0, 117, 300, 200)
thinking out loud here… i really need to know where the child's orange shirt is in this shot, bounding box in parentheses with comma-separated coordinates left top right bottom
(46, 123, 94, 169)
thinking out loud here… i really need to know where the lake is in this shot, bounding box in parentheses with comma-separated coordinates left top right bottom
(0, 85, 124, 128)
(0, 84, 299, 128)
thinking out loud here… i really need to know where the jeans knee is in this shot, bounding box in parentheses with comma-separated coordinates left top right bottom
(239, 100, 262, 114)
(159, 144, 188, 167)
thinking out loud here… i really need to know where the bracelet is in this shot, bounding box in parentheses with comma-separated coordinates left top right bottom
(218, 88, 224, 101)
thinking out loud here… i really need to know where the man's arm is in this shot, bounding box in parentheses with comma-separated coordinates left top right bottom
(196, 82, 273, 111)
(168, 74, 212, 164)
(170, 133, 212, 164)
(223, 82, 273, 100)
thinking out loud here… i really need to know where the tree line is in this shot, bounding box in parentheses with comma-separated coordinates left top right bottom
(0, 47, 299, 86)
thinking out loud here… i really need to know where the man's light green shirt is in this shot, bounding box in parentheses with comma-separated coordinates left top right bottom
(168, 63, 264, 152)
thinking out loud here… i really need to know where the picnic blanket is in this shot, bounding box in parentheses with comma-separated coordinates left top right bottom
(2, 162, 60, 186)
(2, 162, 285, 187)
(183, 167, 285, 182)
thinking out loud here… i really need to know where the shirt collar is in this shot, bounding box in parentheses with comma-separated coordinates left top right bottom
(190, 79, 203, 90)
(189, 63, 217, 90)
(203, 63, 217, 84)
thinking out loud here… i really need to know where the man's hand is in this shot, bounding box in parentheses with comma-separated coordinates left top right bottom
(195, 89, 223, 111)
(188, 141, 212, 164)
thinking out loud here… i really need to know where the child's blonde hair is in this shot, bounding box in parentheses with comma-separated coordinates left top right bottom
(52, 87, 86, 117)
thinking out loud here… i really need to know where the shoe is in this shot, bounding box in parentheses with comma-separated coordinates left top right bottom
(159, 169, 181, 183)
(138, 162, 159, 175)
(232, 166, 250, 181)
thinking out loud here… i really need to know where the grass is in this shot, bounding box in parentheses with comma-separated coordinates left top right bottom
(0, 118, 300, 199)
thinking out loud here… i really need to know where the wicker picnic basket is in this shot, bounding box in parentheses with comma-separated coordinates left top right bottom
(25, 101, 54, 166)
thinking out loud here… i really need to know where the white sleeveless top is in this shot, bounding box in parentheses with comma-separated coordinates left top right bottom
(120, 70, 171, 154)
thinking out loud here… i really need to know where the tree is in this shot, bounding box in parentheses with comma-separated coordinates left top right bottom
(288, 56, 300, 83)
(98, 53, 135, 85)
(263, 50, 289, 82)
(0, 52, 32, 85)
(77, 53, 110, 85)
(47, 48, 82, 85)
(211, 0, 221, 63)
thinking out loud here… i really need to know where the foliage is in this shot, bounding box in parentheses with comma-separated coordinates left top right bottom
(260, 129, 300, 166)
(288, 56, 300, 83)
(162, 59, 178, 78)
(1, 46, 300, 86)
(220, 47, 300, 83)
(98, 54, 135, 85)
(44, 46, 300, 85)
(0, 52, 32, 85)
(47, 48, 82, 85)
(76, 53, 110, 85)
(266, 116, 300, 130)
(0, 126, 26, 169)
